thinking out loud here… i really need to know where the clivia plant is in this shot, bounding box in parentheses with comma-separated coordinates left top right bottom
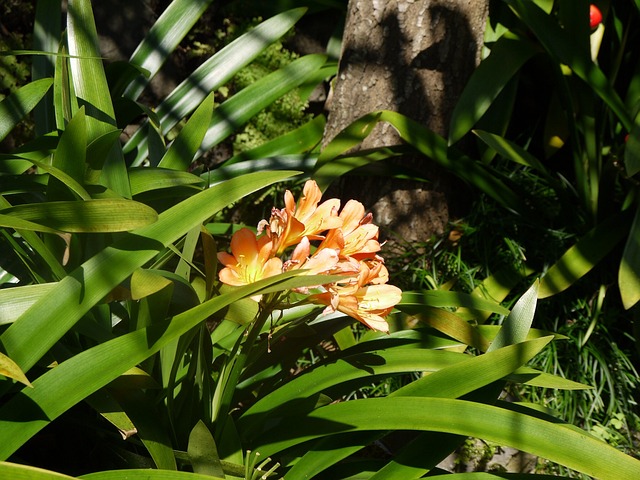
(0, 1, 639, 479)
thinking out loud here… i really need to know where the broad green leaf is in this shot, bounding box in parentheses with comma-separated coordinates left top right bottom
(0, 199, 158, 233)
(202, 155, 316, 186)
(256, 397, 640, 480)
(449, 37, 539, 144)
(538, 213, 630, 298)
(0, 283, 56, 325)
(66, 0, 117, 141)
(507, 366, 592, 390)
(410, 307, 491, 351)
(242, 337, 551, 440)
(0, 351, 32, 388)
(54, 104, 86, 182)
(0, 462, 76, 480)
(487, 279, 538, 352)
(0, 171, 297, 375)
(159, 91, 215, 170)
(277, 337, 552, 480)
(124, 0, 215, 100)
(619, 206, 640, 309)
(125, 8, 308, 165)
(400, 290, 510, 316)
(0, 78, 53, 142)
(129, 167, 204, 196)
(188, 420, 225, 477)
(239, 349, 470, 434)
(195, 54, 327, 161)
(315, 111, 526, 213)
(113, 389, 177, 470)
(32, 1, 61, 135)
(474, 130, 549, 176)
(130, 268, 173, 300)
(81, 471, 224, 480)
(224, 115, 326, 165)
(0, 271, 340, 459)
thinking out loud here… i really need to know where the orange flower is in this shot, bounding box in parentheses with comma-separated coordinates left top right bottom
(217, 228, 282, 286)
(310, 283, 402, 333)
(320, 199, 380, 260)
(309, 257, 400, 332)
(260, 180, 342, 255)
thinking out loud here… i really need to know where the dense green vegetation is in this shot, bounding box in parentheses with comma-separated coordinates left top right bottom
(0, 1, 638, 479)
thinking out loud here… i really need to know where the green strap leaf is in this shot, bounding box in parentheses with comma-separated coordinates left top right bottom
(0, 271, 337, 460)
(125, 8, 308, 166)
(538, 213, 630, 298)
(124, 0, 215, 100)
(315, 111, 526, 214)
(0, 199, 158, 233)
(0, 462, 76, 480)
(0, 171, 297, 375)
(158, 92, 215, 170)
(0, 351, 32, 388)
(0, 283, 57, 326)
(487, 279, 539, 352)
(81, 470, 224, 480)
(188, 420, 225, 477)
(0, 78, 53, 142)
(257, 397, 640, 480)
(619, 205, 640, 309)
(449, 37, 539, 144)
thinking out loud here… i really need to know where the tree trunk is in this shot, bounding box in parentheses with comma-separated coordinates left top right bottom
(323, 0, 489, 245)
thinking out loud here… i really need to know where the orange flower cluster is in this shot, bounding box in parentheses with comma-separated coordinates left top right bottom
(217, 180, 402, 332)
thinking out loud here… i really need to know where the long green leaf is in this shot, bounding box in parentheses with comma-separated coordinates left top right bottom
(158, 91, 215, 170)
(0, 170, 298, 374)
(0, 462, 76, 480)
(129, 168, 204, 196)
(0, 272, 338, 459)
(315, 111, 526, 213)
(195, 54, 327, 161)
(243, 337, 551, 441)
(125, 8, 308, 166)
(487, 279, 538, 352)
(32, 1, 61, 135)
(619, 205, 640, 309)
(538, 213, 630, 298)
(0, 283, 56, 326)
(124, 0, 215, 100)
(0, 199, 158, 233)
(0, 78, 53, 142)
(274, 335, 551, 480)
(66, 0, 116, 142)
(81, 470, 224, 480)
(400, 290, 510, 315)
(256, 397, 640, 480)
(449, 37, 539, 144)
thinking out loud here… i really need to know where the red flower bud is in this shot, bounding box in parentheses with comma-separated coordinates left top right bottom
(590, 4, 603, 29)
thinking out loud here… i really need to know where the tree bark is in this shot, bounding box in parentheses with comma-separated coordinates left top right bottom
(323, 0, 489, 245)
